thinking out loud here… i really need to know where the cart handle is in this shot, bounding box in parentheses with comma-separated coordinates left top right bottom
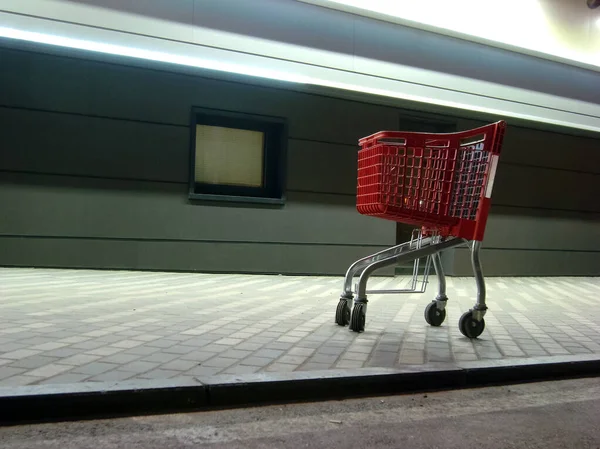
(359, 132, 452, 149)
(359, 121, 506, 151)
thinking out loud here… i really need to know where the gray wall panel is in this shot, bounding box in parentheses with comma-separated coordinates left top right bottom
(500, 126, 600, 173)
(492, 164, 599, 212)
(0, 49, 200, 125)
(0, 172, 393, 247)
(0, 107, 189, 183)
(483, 207, 600, 251)
(0, 236, 385, 276)
(452, 248, 600, 277)
(287, 139, 357, 194)
(0, 46, 401, 275)
(0, 49, 399, 145)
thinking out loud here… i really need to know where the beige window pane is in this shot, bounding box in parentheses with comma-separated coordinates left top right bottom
(195, 125, 264, 188)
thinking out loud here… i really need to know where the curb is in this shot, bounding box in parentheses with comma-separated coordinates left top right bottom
(1, 354, 599, 426)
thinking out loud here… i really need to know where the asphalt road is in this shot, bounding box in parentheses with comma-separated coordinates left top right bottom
(2, 377, 600, 448)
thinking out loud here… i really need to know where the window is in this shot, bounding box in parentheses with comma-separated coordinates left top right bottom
(189, 107, 287, 204)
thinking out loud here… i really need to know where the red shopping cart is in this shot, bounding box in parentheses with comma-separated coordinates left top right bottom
(335, 121, 506, 338)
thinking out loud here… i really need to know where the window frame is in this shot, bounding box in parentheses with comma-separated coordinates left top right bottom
(188, 107, 288, 205)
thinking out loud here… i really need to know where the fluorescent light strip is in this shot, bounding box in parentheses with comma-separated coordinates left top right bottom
(0, 27, 315, 85)
(0, 24, 598, 133)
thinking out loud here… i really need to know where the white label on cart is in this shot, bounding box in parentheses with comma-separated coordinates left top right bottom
(485, 155, 499, 198)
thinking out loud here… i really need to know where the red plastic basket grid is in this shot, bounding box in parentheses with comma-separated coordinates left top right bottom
(356, 121, 506, 241)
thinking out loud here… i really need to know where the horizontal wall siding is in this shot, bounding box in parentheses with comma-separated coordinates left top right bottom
(0, 173, 388, 246)
(0, 48, 399, 145)
(492, 165, 599, 212)
(0, 107, 189, 183)
(0, 46, 399, 275)
(0, 237, 385, 275)
(0, 107, 364, 195)
(499, 126, 600, 173)
(1, 45, 599, 276)
(482, 207, 600, 252)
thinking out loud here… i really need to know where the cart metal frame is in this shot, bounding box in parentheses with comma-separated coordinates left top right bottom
(335, 234, 487, 337)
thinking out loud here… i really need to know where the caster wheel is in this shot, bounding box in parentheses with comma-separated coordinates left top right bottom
(459, 311, 485, 338)
(335, 299, 351, 326)
(424, 301, 446, 327)
(349, 303, 366, 333)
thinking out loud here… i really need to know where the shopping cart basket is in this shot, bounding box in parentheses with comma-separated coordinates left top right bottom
(335, 120, 506, 338)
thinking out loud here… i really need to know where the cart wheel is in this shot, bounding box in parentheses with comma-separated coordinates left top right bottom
(424, 301, 446, 327)
(335, 299, 351, 326)
(349, 303, 366, 333)
(459, 311, 485, 338)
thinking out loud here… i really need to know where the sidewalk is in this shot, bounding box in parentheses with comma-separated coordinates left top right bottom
(1, 268, 599, 388)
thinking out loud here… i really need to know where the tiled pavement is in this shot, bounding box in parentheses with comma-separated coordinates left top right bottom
(0, 268, 599, 387)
